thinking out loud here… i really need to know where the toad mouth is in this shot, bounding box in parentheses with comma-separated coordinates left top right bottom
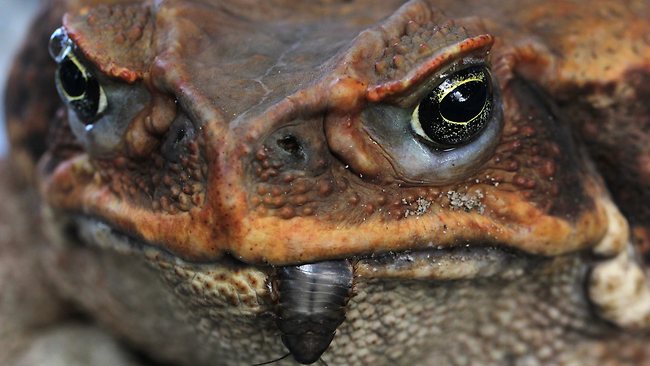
(49, 213, 592, 365)
(58, 214, 545, 282)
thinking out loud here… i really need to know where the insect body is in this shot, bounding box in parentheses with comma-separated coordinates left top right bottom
(273, 260, 355, 365)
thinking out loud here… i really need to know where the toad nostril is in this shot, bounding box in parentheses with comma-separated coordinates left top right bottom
(174, 128, 186, 144)
(277, 135, 305, 160)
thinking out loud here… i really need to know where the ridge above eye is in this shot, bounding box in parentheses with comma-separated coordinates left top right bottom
(411, 66, 493, 148)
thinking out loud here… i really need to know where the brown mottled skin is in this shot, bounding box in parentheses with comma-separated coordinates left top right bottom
(3, 0, 650, 365)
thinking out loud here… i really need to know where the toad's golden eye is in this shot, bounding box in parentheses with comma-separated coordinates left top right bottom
(49, 27, 107, 125)
(411, 66, 493, 148)
(54, 53, 107, 124)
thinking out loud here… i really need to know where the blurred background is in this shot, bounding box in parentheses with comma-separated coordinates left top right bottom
(0, 0, 41, 156)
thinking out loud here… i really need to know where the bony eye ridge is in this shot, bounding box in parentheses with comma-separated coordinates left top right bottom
(50, 27, 107, 125)
(411, 65, 493, 148)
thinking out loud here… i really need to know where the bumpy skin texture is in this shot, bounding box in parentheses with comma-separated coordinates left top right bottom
(3, 0, 650, 365)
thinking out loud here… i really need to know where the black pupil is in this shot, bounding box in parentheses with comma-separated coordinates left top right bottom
(59, 58, 86, 97)
(417, 66, 492, 147)
(439, 80, 487, 123)
(56, 54, 103, 124)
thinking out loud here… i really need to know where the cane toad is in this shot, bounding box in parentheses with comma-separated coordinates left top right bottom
(3, 0, 650, 365)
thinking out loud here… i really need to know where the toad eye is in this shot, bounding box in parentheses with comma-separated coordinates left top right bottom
(51, 43, 107, 124)
(411, 66, 493, 148)
(48, 27, 151, 157)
